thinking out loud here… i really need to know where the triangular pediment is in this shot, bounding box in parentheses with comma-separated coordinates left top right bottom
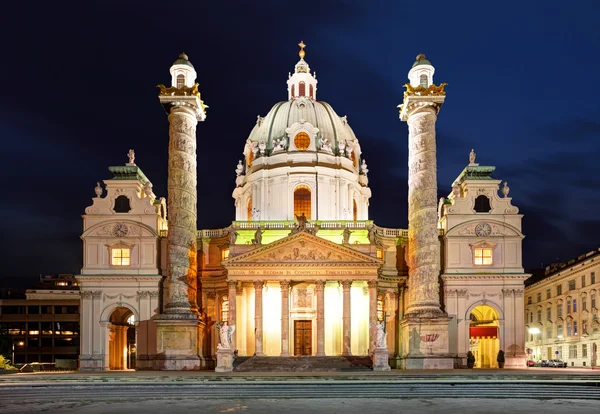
(223, 231, 381, 266)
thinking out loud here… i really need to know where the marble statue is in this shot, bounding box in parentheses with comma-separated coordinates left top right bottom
(258, 140, 266, 156)
(367, 225, 376, 244)
(217, 321, 235, 350)
(342, 227, 352, 244)
(94, 182, 103, 198)
(252, 228, 264, 245)
(235, 160, 244, 176)
(251, 208, 261, 221)
(338, 140, 346, 155)
(228, 227, 239, 245)
(452, 183, 460, 197)
(469, 148, 476, 165)
(320, 137, 332, 153)
(376, 321, 387, 348)
(361, 159, 369, 175)
(295, 212, 308, 232)
(127, 149, 136, 165)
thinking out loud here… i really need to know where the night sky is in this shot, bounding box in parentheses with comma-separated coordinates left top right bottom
(2, 1, 599, 288)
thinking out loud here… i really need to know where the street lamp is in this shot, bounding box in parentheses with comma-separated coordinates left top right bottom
(11, 341, 24, 366)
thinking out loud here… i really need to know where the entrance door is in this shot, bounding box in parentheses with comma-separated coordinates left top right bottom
(294, 320, 312, 356)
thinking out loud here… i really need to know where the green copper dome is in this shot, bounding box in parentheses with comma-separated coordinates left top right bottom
(172, 53, 194, 69)
(412, 53, 431, 68)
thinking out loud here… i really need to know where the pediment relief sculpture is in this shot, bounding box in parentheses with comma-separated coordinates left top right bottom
(224, 232, 380, 265)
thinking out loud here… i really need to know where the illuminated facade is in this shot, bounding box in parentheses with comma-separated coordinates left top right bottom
(76, 46, 528, 370)
(524, 251, 600, 367)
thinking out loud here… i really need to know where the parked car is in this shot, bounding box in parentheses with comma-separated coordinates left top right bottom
(539, 360, 551, 367)
(549, 360, 567, 368)
(526, 360, 537, 367)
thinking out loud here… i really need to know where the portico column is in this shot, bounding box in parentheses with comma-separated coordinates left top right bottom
(315, 280, 326, 356)
(368, 280, 378, 354)
(341, 280, 352, 356)
(280, 280, 290, 356)
(227, 280, 237, 351)
(254, 280, 264, 356)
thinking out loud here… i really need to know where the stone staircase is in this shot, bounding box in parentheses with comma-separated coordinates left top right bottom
(233, 356, 373, 372)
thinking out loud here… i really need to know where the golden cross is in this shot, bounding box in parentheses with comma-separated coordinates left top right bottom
(298, 41, 306, 59)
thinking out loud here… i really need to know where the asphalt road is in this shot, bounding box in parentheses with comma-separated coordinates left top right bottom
(1, 398, 600, 414)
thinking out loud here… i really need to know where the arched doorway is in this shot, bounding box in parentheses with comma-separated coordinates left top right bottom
(108, 307, 137, 370)
(469, 305, 500, 368)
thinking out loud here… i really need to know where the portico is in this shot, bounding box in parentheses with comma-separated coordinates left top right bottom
(222, 231, 382, 357)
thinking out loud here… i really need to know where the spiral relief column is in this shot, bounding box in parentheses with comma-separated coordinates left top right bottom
(398, 54, 453, 369)
(154, 53, 208, 370)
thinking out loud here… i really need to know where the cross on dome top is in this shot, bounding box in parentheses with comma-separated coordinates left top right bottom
(298, 41, 306, 59)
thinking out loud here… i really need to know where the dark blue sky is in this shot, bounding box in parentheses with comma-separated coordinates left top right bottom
(1, 1, 599, 288)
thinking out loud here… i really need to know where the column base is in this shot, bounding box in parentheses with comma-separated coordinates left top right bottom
(215, 348, 234, 372)
(372, 348, 391, 371)
(400, 315, 452, 359)
(402, 355, 456, 370)
(79, 354, 106, 371)
(153, 316, 205, 370)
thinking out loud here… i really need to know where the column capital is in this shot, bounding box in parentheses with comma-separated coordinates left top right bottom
(227, 280, 237, 289)
(280, 280, 291, 290)
(341, 280, 353, 289)
(315, 280, 325, 290)
(367, 280, 378, 289)
(253, 280, 264, 290)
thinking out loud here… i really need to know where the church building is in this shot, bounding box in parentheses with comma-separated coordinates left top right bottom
(76, 44, 528, 371)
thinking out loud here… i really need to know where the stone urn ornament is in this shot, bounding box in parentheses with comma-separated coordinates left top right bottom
(501, 181, 510, 198)
(94, 182, 103, 198)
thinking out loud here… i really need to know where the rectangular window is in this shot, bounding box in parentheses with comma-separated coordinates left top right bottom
(557, 303, 563, 318)
(568, 280, 576, 291)
(546, 289, 551, 300)
(220, 296, 229, 322)
(569, 344, 577, 358)
(537, 310, 542, 323)
(557, 346, 563, 359)
(546, 307, 552, 321)
(567, 322, 572, 336)
(221, 248, 230, 261)
(557, 325, 563, 337)
(557, 285, 562, 296)
(111, 248, 130, 266)
(474, 248, 492, 265)
(583, 296, 587, 311)
(592, 272, 596, 284)
(376, 249, 384, 260)
(529, 312, 533, 323)
(537, 292, 542, 303)
(567, 300, 572, 314)
(583, 344, 588, 358)
(583, 320, 588, 334)
(592, 294, 596, 310)
(574, 321, 578, 335)
(527, 296, 532, 305)
(582, 275, 586, 288)
(546, 325, 552, 339)
(573, 299, 577, 312)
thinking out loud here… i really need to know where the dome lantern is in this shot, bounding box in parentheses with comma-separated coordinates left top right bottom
(407, 53, 435, 88)
(169, 53, 197, 89)
(286, 41, 318, 100)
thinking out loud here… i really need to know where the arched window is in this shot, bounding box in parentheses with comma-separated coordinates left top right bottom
(474, 195, 491, 213)
(114, 195, 131, 213)
(177, 74, 185, 89)
(353, 199, 358, 221)
(351, 152, 357, 168)
(299, 82, 306, 97)
(420, 74, 428, 88)
(294, 185, 311, 220)
(294, 132, 310, 151)
(221, 295, 229, 322)
(247, 151, 254, 167)
(291, 84, 295, 97)
(309, 84, 314, 99)
(247, 198, 253, 220)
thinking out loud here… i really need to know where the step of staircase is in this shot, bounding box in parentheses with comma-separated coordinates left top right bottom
(234, 356, 373, 372)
